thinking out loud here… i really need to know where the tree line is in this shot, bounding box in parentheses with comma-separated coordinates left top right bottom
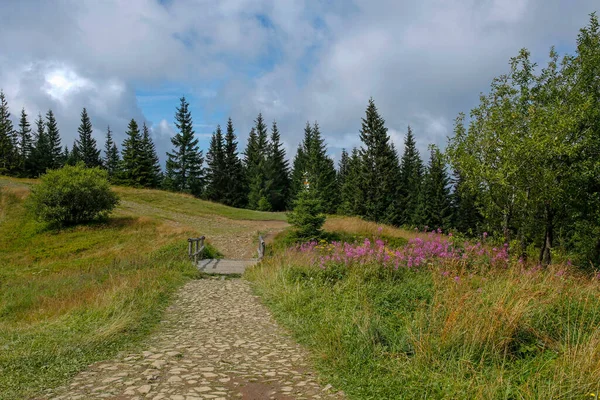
(1, 14, 599, 266)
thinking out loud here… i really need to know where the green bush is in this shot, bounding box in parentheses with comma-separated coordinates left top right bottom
(28, 164, 119, 226)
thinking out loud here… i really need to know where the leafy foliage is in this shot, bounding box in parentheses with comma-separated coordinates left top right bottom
(28, 164, 119, 226)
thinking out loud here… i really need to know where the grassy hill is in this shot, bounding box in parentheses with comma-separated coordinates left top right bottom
(0, 176, 286, 400)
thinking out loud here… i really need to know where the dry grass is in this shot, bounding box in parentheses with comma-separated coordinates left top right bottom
(324, 215, 428, 241)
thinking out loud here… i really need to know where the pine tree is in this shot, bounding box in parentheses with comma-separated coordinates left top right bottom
(0, 90, 15, 175)
(165, 97, 205, 196)
(75, 107, 101, 168)
(358, 98, 401, 223)
(338, 147, 364, 215)
(69, 140, 81, 165)
(337, 148, 350, 189)
(17, 108, 33, 177)
(31, 114, 51, 176)
(419, 147, 452, 230)
(245, 113, 270, 210)
(451, 168, 482, 235)
(222, 118, 246, 208)
(62, 146, 72, 166)
(120, 119, 144, 186)
(139, 122, 162, 188)
(205, 124, 226, 201)
(103, 126, 121, 181)
(45, 109, 63, 169)
(398, 126, 424, 225)
(266, 121, 290, 211)
(289, 123, 312, 202)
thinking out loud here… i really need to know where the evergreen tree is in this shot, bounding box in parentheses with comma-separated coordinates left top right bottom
(337, 148, 350, 189)
(205, 124, 226, 201)
(45, 109, 63, 169)
(103, 126, 121, 181)
(139, 122, 162, 188)
(222, 118, 246, 208)
(358, 98, 401, 223)
(32, 114, 51, 176)
(307, 122, 338, 214)
(0, 90, 15, 175)
(245, 113, 270, 210)
(419, 147, 452, 230)
(120, 119, 144, 186)
(17, 108, 34, 177)
(338, 147, 364, 215)
(75, 107, 101, 167)
(451, 167, 482, 235)
(289, 122, 313, 203)
(165, 97, 205, 196)
(69, 140, 81, 165)
(62, 146, 72, 166)
(287, 175, 326, 239)
(398, 126, 424, 225)
(266, 121, 290, 211)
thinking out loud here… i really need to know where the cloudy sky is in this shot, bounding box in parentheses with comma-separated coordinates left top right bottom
(0, 0, 597, 165)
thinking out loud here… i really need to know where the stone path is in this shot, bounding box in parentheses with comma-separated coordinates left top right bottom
(45, 279, 344, 400)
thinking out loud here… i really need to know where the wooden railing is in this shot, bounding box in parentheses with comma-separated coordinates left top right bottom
(258, 235, 266, 260)
(188, 236, 205, 264)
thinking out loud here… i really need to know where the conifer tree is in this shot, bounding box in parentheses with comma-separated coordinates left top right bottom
(0, 90, 15, 175)
(358, 98, 400, 223)
(222, 118, 246, 208)
(69, 141, 81, 165)
(32, 114, 51, 176)
(419, 147, 452, 230)
(337, 148, 350, 189)
(338, 147, 364, 215)
(398, 126, 424, 225)
(103, 126, 121, 181)
(289, 122, 312, 202)
(120, 119, 144, 186)
(139, 122, 162, 188)
(266, 121, 290, 211)
(45, 109, 63, 169)
(17, 108, 33, 176)
(165, 97, 205, 196)
(205, 124, 226, 201)
(75, 107, 101, 168)
(451, 168, 482, 235)
(245, 113, 270, 210)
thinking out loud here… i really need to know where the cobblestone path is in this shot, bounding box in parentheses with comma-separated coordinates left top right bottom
(45, 279, 344, 400)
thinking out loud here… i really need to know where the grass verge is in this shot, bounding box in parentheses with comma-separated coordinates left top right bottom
(247, 224, 600, 399)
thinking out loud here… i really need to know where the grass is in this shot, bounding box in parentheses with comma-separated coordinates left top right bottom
(0, 176, 285, 400)
(247, 222, 600, 399)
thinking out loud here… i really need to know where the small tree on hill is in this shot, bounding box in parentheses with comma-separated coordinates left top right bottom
(287, 172, 326, 239)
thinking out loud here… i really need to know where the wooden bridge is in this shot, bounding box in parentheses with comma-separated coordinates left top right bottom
(188, 235, 265, 275)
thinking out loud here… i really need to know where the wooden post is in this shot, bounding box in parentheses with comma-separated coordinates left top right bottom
(188, 239, 192, 259)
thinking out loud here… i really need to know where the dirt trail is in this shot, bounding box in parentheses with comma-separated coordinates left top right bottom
(45, 279, 344, 400)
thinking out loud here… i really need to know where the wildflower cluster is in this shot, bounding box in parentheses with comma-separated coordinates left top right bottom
(296, 230, 511, 270)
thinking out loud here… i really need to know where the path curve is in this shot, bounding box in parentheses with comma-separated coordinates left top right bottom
(45, 279, 344, 400)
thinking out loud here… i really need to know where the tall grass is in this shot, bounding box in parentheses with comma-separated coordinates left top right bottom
(0, 182, 201, 399)
(247, 226, 600, 399)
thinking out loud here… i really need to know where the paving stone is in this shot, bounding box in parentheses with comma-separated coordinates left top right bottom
(43, 279, 343, 399)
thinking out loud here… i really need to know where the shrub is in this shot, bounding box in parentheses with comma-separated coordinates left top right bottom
(28, 164, 119, 226)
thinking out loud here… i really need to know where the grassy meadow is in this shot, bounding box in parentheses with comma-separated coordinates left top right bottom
(0, 176, 285, 400)
(247, 222, 600, 399)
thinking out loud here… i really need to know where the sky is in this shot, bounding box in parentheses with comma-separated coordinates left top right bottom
(0, 0, 598, 166)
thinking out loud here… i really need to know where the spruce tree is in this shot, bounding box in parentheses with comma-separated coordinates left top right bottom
(266, 121, 290, 211)
(451, 168, 482, 235)
(245, 113, 270, 210)
(419, 147, 452, 230)
(32, 114, 51, 176)
(75, 107, 101, 168)
(0, 90, 15, 175)
(69, 140, 81, 165)
(358, 98, 400, 223)
(338, 147, 364, 215)
(165, 97, 205, 196)
(337, 148, 350, 189)
(103, 126, 121, 181)
(45, 109, 63, 169)
(205, 124, 226, 201)
(17, 108, 33, 176)
(222, 118, 246, 208)
(289, 122, 312, 202)
(120, 119, 144, 186)
(139, 122, 162, 188)
(398, 126, 424, 225)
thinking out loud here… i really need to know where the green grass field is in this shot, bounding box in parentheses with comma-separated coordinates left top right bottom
(0, 177, 285, 400)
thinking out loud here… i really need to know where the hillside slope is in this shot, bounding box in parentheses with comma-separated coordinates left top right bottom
(0, 176, 287, 400)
